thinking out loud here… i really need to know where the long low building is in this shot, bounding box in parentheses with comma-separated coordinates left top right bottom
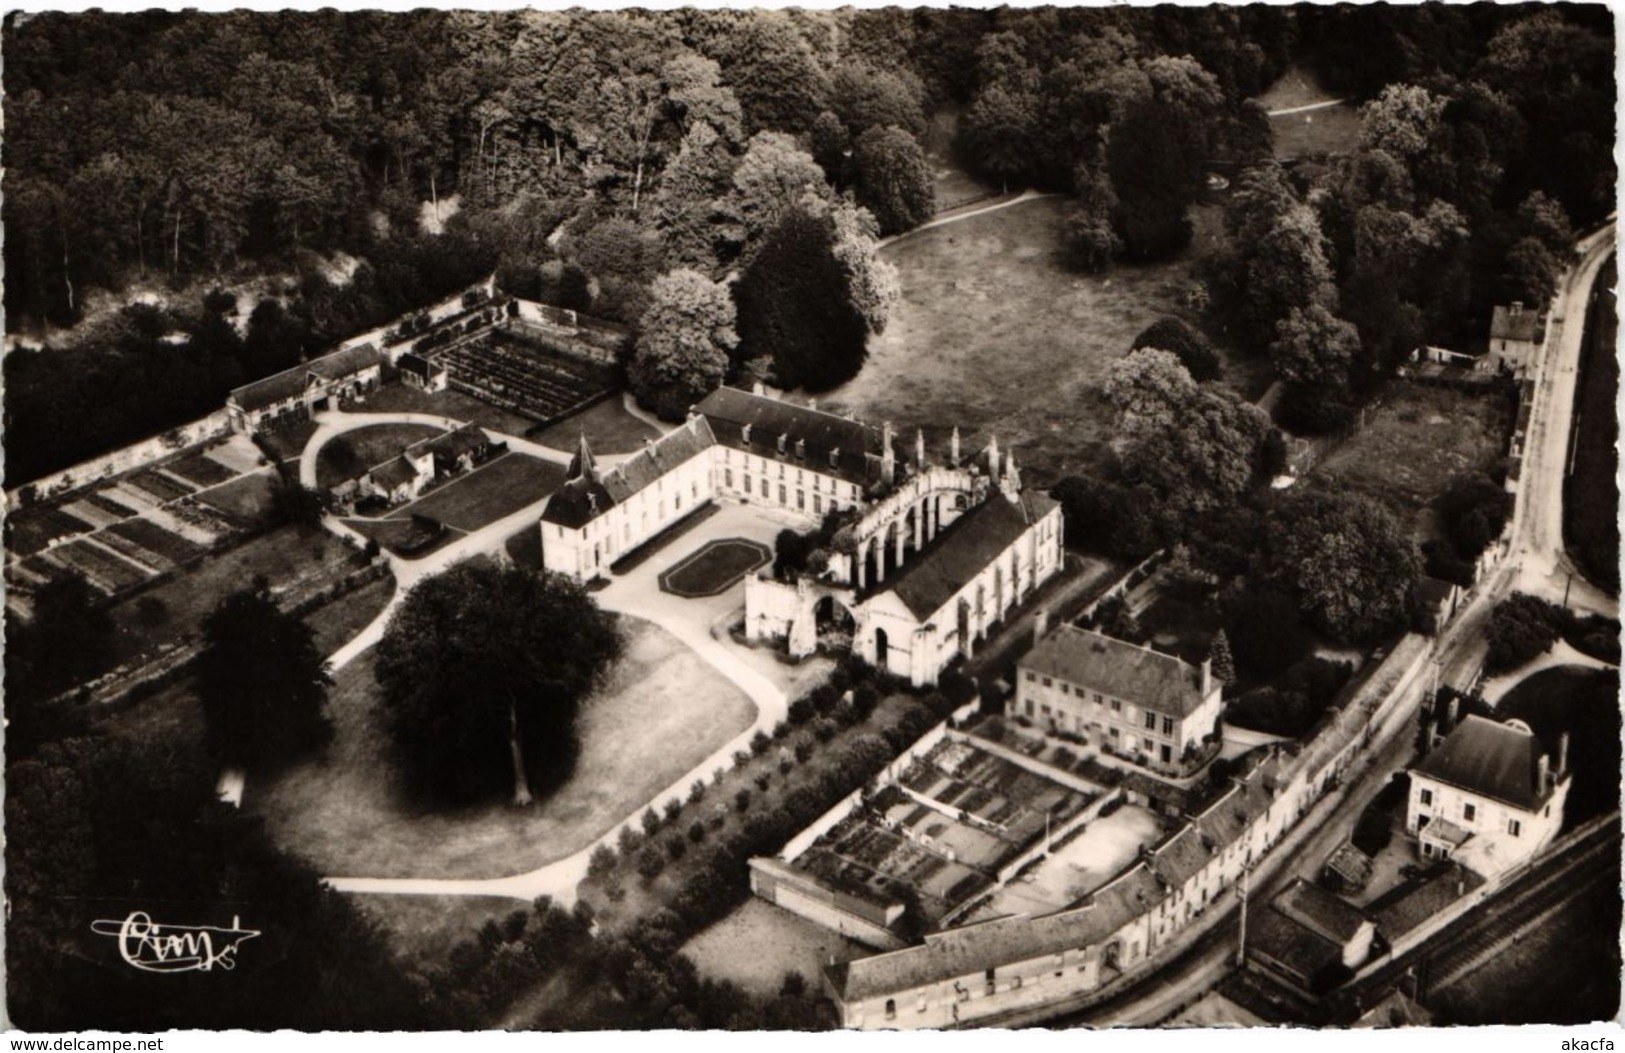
(226, 343, 385, 433)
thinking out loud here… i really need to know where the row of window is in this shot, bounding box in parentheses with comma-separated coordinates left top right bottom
(1416, 788, 1521, 836)
(1023, 677, 1177, 738)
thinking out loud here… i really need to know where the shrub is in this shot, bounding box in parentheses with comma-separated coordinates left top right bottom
(663, 798, 683, 823)
(794, 737, 815, 763)
(617, 826, 642, 855)
(812, 717, 838, 743)
(788, 698, 815, 725)
(750, 730, 772, 756)
(1485, 593, 1565, 674)
(688, 821, 706, 844)
(636, 845, 665, 881)
(688, 780, 707, 804)
(666, 836, 687, 862)
(641, 808, 661, 837)
(772, 720, 792, 740)
(588, 844, 617, 877)
(733, 749, 752, 768)
(852, 685, 880, 722)
(754, 772, 771, 792)
(735, 789, 752, 813)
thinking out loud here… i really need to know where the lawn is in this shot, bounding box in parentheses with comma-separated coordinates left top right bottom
(315, 423, 444, 489)
(681, 897, 869, 997)
(307, 574, 397, 657)
(250, 615, 757, 880)
(819, 196, 1248, 489)
(194, 471, 279, 526)
(659, 538, 771, 598)
(350, 893, 525, 968)
(1254, 62, 1363, 162)
(529, 395, 662, 455)
(1314, 383, 1514, 538)
(392, 452, 564, 532)
(359, 380, 538, 438)
(1564, 255, 1618, 594)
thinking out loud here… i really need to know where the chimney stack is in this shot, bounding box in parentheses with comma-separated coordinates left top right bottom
(1200, 657, 1212, 696)
(1033, 608, 1050, 644)
(1445, 696, 1459, 732)
(1537, 752, 1549, 793)
(1558, 732, 1570, 778)
(916, 429, 927, 470)
(950, 426, 961, 465)
(881, 421, 896, 484)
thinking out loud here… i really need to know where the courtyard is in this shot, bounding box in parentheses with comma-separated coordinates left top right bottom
(966, 801, 1166, 920)
(681, 897, 870, 998)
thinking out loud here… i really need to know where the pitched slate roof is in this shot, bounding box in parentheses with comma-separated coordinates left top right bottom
(1021, 625, 1209, 718)
(694, 386, 891, 490)
(1413, 715, 1557, 811)
(230, 343, 384, 412)
(398, 351, 441, 380)
(1274, 878, 1368, 945)
(1490, 304, 1539, 343)
(411, 422, 488, 462)
(1368, 862, 1483, 940)
(540, 418, 715, 528)
(371, 454, 425, 491)
(1249, 901, 1342, 983)
(826, 864, 1163, 1003)
(881, 494, 1039, 621)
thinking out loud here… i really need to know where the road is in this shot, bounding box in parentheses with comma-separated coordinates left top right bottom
(1024, 225, 1621, 1027)
(1506, 225, 1618, 617)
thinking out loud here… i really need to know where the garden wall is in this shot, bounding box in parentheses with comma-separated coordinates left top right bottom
(8, 409, 235, 510)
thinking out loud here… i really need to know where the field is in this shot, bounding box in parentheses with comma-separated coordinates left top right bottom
(820, 196, 1256, 488)
(1563, 255, 1618, 593)
(359, 380, 538, 438)
(1254, 63, 1363, 162)
(681, 897, 869, 997)
(394, 452, 564, 532)
(658, 538, 771, 598)
(315, 423, 443, 489)
(1314, 383, 1514, 537)
(250, 616, 756, 880)
(529, 395, 662, 455)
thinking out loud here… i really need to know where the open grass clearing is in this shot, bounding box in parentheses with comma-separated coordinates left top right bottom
(681, 897, 870, 997)
(359, 381, 538, 438)
(350, 893, 524, 968)
(1254, 63, 1345, 113)
(529, 396, 662, 455)
(1269, 103, 1363, 162)
(821, 196, 1253, 489)
(314, 423, 444, 490)
(392, 452, 564, 533)
(250, 615, 756, 880)
(1313, 382, 1513, 539)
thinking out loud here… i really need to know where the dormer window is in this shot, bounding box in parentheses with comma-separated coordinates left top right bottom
(741, 423, 752, 445)
(829, 447, 840, 469)
(795, 438, 806, 460)
(777, 433, 787, 454)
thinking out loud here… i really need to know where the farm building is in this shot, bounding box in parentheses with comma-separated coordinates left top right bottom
(226, 344, 384, 433)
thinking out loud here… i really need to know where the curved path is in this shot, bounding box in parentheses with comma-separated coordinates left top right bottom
(878, 189, 1065, 249)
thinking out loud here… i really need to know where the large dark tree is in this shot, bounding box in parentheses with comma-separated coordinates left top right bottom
(5, 572, 113, 757)
(197, 578, 332, 771)
(375, 559, 622, 807)
(733, 206, 869, 392)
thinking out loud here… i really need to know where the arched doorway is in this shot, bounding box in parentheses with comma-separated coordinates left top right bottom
(814, 595, 855, 652)
(874, 627, 890, 672)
